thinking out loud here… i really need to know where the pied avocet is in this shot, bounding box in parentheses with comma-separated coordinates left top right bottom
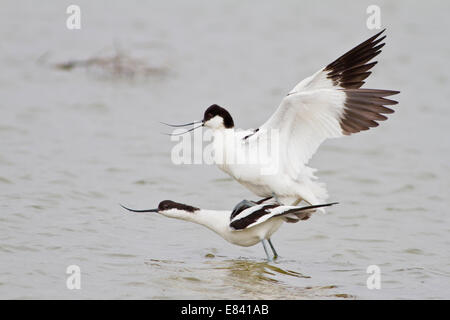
(121, 199, 337, 260)
(164, 30, 399, 207)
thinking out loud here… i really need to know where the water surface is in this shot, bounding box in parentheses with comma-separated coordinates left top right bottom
(0, 0, 449, 299)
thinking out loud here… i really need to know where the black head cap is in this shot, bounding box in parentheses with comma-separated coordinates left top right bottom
(158, 200, 199, 212)
(203, 104, 234, 128)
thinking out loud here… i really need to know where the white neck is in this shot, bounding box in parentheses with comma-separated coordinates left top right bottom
(159, 209, 230, 237)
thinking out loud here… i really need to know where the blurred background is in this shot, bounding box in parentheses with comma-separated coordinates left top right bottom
(0, 0, 449, 299)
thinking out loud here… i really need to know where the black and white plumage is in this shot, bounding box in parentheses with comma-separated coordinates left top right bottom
(121, 200, 337, 260)
(229, 201, 336, 230)
(165, 30, 399, 207)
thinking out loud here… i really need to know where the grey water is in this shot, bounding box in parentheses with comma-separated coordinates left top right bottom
(0, 0, 449, 299)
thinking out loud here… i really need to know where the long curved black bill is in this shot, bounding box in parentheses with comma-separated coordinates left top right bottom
(160, 120, 203, 127)
(120, 204, 158, 213)
(163, 124, 203, 136)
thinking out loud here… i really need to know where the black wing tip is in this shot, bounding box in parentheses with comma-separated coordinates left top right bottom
(289, 202, 339, 212)
(310, 202, 339, 209)
(340, 88, 400, 135)
(343, 88, 400, 98)
(368, 28, 387, 42)
(325, 29, 390, 89)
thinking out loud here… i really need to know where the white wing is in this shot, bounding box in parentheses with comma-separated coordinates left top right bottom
(248, 30, 399, 181)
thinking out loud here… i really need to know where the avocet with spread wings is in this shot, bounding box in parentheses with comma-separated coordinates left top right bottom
(164, 30, 399, 206)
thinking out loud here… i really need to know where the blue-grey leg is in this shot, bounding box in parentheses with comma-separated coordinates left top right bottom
(271, 192, 281, 204)
(261, 239, 271, 261)
(267, 238, 278, 260)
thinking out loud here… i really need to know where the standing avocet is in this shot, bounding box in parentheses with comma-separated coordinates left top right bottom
(121, 200, 337, 260)
(164, 30, 399, 207)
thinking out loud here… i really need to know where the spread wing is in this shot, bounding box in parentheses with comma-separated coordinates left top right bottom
(248, 30, 399, 180)
(229, 202, 337, 230)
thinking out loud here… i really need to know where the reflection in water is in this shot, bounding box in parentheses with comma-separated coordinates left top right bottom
(145, 257, 353, 299)
(211, 259, 309, 284)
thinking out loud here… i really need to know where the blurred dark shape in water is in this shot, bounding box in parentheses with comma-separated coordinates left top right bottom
(39, 45, 169, 80)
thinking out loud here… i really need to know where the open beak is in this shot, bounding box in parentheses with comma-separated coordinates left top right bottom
(160, 120, 203, 127)
(120, 204, 158, 213)
(161, 119, 205, 136)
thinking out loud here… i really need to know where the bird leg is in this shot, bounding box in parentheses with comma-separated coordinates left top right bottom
(267, 238, 278, 260)
(292, 197, 308, 206)
(271, 192, 281, 204)
(261, 239, 272, 261)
